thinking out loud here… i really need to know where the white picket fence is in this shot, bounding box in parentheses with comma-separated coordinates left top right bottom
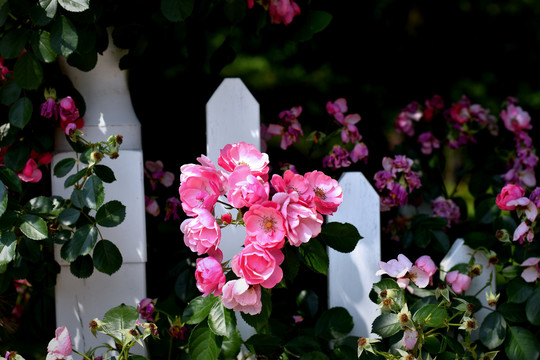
(51, 43, 494, 355)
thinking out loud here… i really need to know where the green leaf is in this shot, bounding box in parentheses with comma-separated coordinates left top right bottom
(480, 311, 506, 349)
(58, 207, 80, 226)
(505, 326, 540, 360)
(245, 334, 283, 357)
(295, 10, 333, 42)
(298, 237, 329, 275)
(81, 175, 104, 210)
(103, 303, 139, 332)
(475, 197, 500, 224)
(183, 295, 221, 324)
(69, 254, 93, 278)
(319, 222, 362, 253)
(93, 240, 122, 275)
(25, 196, 53, 214)
(95, 200, 126, 227)
(507, 277, 534, 304)
(220, 327, 243, 360)
(0, 232, 17, 267)
(299, 351, 329, 360)
(371, 313, 401, 338)
(9, 97, 33, 129)
(413, 304, 447, 328)
(31, 30, 57, 63)
(38, 0, 58, 20)
(19, 214, 49, 240)
(0, 29, 29, 59)
(314, 306, 354, 340)
(0, 179, 7, 217)
(93, 164, 116, 183)
(64, 168, 88, 188)
(208, 300, 235, 337)
(285, 336, 322, 357)
(54, 158, 76, 178)
(4, 142, 30, 171)
(282, 243, 300, 281)
(525, 287, 540, 325)
(161, 0, 194, 22)
(0, 81, 21, 105)
(188, 321, 220, 360)
(14, 52, 43, 90)
(0, 166, 22, 193)
(60, 224, 97, 262)
(50, 15, 78, 57)
(58, 0, 89, 12)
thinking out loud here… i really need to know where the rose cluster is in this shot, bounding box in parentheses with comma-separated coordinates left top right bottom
(179, 142, 343, 314)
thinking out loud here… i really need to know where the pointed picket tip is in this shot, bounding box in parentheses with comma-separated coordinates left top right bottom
(327, 171, 381, 338)
(206, 78, 261, 164)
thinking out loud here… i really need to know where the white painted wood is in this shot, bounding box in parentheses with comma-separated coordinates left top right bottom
(439, 238, 496, 338)
(327, 172, 381, 338)
(206, 78, 261, 344)
(52, 28, 147, 356)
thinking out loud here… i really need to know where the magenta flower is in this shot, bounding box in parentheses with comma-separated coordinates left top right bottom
(417, 132, 440, 155)
(268, 0, 301, 25)
(322, 145, 351, 170)
(243, 201, 286, 249)
(521, 257, 540, 283)
(350, 142, 368, 163)
(164, 197, 182, 221)
(231, 242, 284, 289)
(501, 103, 532, 133)
(180, 208, 221, 255)
(145, 160, 175, 190)
(221, 278, 262, 315)
(304, 170, 343, 215)
(267, 106, 304, 150)
(40, 98, 58, 119)
(496, 184, 526, 211)
(18, 158, 42, 183)
(218, 142, 269, 181)
(137, 298, 155, 321)
(432, 196, 460, 227)
(326, 98, 348, 122)
(145, 196, 160, 217)
(195, 256, 226, 296)
(47, 326, 72, 360)
(339, 113, 362, 144)
(445, 270, 471, 294)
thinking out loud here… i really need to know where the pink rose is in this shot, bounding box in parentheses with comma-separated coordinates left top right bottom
(226, 165, 269, 208)
(180, 208, 221, 255)
(180, 155, 227, 195)
(46, 326, 72, 360)
(222, 278, 262, 315)
(243, 201, 286, 249)
(271, 169, 314, 204)
(268, 0, 301, 25)
(18, 158, 42, 183)
(415, 255, 437, 285)
(178, 175, 221, 217)
(195, 256, 226, 297)
(231, 243, 284, 289)
(496, 184, 525, 210)
(272, 192, 323, 247)
(446, 270, 471, 294)
(521, 257, 540, 283)
(501, 104, 532, 133)
(304, 170, 343, 215)
(218, 142, 269, 181)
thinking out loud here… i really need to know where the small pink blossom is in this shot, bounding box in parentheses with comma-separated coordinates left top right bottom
(18, 158, 42, 183)
(47, 326, 72, 360)
(350, 142, 368, 163)
(513, 221, 535, 244)
(145, 160, 175, 190)
(402, 327, 418, 351)
(376, 254, 430, 291)
(322, 145, 351, 169)
(271, 169, 315, 204)
(506, 197, 538, 222)
(195, 256, 226, 296)
(501, 103, 532, 133)
(221, 213, 232, 225)
(521, 257, 540, 282)
(243, 201, 286, 250)
(222, 278, 262, 315)
(496, 184, 526, 211)
(227, 165, 270, 208)
(445, 270, 471, 294)
(218, 142, 269, 181)
(267, 106, 303, 150)
(339, 114, 362, 144)
(180, 208, 221, 255)
(164, 197, 182, 221)
(432, 196, 460, 227)
(231, 242, 284, 288)
(272, 191, 323, 247)
(376, 254, 412, 279)
(415, 255, 437, 285)
(417, 132, 440, 155)
(304, 170, 343, 215)
(268, 0, 301, 25)
(137, 298, 155, 321)
(145, 196, 160, 217)
(326, 98, 348, 122)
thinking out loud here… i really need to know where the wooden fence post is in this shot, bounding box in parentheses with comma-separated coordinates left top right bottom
(327, 172, 381, 338)
(205, 78, 261, 342)
(51, 32, 147, 356)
